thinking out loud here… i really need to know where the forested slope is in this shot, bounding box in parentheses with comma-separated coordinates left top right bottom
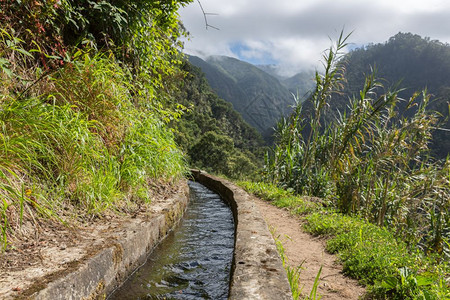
(173, 62, 265, 178)
(189, 55, 295, 142)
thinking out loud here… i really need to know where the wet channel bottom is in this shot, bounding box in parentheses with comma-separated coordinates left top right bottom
(109, 181, 235, 300)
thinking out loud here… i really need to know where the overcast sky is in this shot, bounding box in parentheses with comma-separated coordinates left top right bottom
(179, 0, 450, 76)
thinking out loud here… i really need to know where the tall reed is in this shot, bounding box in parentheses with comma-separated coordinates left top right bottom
(265, 31, 450, 258)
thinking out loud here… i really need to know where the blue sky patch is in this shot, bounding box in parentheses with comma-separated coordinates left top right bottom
(230, 41, 279, 66)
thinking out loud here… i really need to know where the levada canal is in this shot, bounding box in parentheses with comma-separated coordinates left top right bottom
(109, 181, 235, 300)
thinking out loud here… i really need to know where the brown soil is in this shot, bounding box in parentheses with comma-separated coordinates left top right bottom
(253, 197, 366, 300)
(0, 181, 182, 299)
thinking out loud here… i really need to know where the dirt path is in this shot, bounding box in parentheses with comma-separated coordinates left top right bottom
(253, 198, 365, 300)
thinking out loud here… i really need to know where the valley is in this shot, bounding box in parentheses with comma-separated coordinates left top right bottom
(1, 1, 449, 299)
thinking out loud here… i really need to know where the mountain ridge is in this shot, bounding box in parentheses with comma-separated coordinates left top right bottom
(188, 54, 297, 141)
(297, 32, 450, 158)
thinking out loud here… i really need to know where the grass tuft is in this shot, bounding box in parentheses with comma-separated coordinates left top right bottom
(0, 30, 188, 250)
(242, 181, 450, 299)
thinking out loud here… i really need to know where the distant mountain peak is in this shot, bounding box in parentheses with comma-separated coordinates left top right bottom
(188, 55, 297, 141)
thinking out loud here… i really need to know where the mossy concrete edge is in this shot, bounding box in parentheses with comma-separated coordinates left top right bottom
(28, 181, 190, 300)
(191, 170, 293, 300)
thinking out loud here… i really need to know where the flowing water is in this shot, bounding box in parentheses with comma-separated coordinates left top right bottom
(109, 181, 235, 300)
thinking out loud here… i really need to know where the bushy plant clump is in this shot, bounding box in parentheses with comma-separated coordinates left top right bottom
(305, 212, 449, 299)
(0, 1, 190, 250)
(264, 32, 450, 260)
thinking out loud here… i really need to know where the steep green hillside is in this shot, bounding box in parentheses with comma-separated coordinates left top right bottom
(254, 64, 281, 78)
(173, 62, 265, 178)
(256, 65, 316, 97)
(189, 55, 295, 141)
(280, 71, 316, 96)
(0, 0, 190, 249)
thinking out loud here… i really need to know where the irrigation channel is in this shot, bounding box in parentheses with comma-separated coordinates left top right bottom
(109, 181, 235, 299)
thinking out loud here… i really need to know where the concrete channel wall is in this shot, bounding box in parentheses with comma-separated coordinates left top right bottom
(29, 171, 292, 299)
(191, 170, 293, 300)
(29, 183, 190, 300)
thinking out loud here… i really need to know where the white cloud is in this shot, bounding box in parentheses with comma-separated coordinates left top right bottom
(180, 0, 450, 76)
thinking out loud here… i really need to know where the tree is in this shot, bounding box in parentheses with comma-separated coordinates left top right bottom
(190, 131, 235, 175)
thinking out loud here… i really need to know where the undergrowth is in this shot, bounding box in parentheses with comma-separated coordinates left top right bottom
(0, 1, 190, 251)
(238, 181, 319, 215)
(253, 31, 449, 299)
(239, 181, 450, 299)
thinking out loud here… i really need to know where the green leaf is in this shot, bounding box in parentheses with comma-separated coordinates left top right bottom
(0, 57, 9, 66)
(15, 48, 33, 57)
(380, 276, 398, 289)
(416, 274, 435, 287)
